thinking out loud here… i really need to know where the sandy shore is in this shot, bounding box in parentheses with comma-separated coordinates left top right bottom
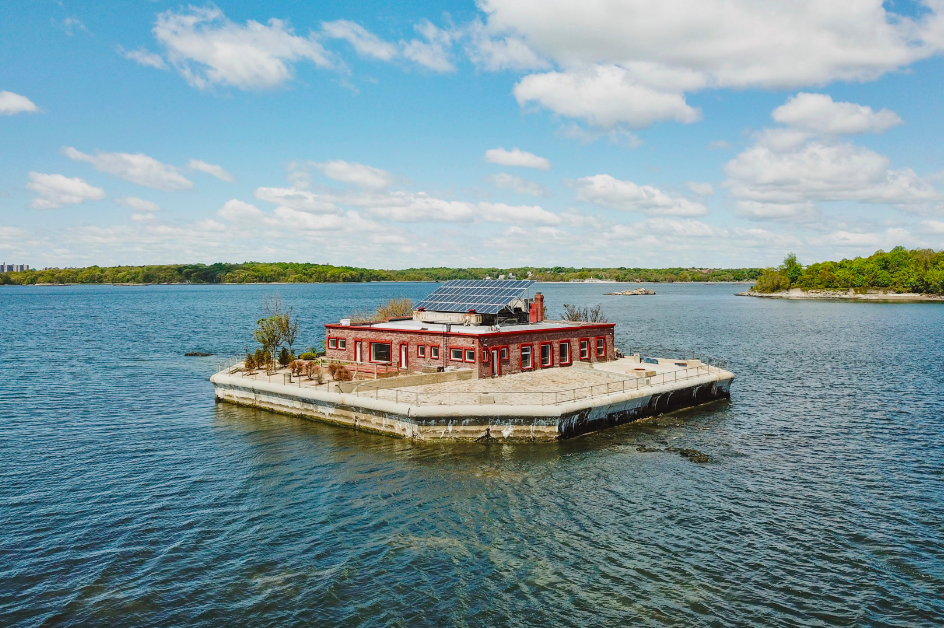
(737, 288, 944, 302)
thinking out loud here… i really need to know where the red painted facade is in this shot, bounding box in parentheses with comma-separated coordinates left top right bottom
(324, 322, 616, 378)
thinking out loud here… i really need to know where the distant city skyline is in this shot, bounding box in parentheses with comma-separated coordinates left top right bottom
(2, 0, 944, 269)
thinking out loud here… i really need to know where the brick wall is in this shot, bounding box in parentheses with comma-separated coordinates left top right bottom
(324, 323, 615, 378)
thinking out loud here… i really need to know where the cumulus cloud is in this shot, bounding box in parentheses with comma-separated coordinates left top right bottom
(119, 46, 168, 70)
(153, 6, 332, 90)
(484, 147, 551, 170)
(217, 199, 266, 221)
(514, 64, 701, 129)
(921, 219, 944, 234)
(464, 19, 549, 71)
(724, 132, 941, 220)
(573, 174, 708, 216)
(187, 159, 234, 182)
(27, 172, 106, 209)
(772, 92, 903, 135)
(322, 20, 397, 61)
(400, 20, 455, 72)
(314, 160, 395, 189)
(487, 172, 549, 197)
(478, 202, 561, 225)
(253, 186, 341, 214)
(63, 147, 193, 191)
(0, 91, 38, 115)
(478, 0, 944, 129)
(115, 196, 162, 212)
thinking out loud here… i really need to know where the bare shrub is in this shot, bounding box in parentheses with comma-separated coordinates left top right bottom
(560, 303, 608, 323)
(334, 365, 353, 381)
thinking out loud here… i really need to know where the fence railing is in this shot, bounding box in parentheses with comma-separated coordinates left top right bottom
(218, 355, 729, 407)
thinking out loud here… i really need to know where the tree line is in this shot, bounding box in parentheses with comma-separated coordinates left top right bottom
(752, 247, 944, 294)
(0, 261, 762, 285)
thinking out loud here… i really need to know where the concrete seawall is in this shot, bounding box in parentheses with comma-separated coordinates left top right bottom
(210, 368, 734, 441)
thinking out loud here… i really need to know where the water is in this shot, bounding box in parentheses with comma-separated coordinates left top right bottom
(1, 283, 943, 627)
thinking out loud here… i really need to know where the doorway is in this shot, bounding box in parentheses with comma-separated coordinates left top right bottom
(354, 340, 362, 363)
(490, 349, 500, 377)
(400, 343, 408, 370)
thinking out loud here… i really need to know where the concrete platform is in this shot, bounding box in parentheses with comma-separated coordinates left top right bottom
(210, 355, 734, 442)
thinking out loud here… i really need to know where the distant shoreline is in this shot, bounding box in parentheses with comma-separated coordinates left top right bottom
(737, 288, 944, 302)
(6, 280, 757, 287)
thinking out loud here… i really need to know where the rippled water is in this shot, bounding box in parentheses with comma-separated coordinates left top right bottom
(2, 283, 943, 627)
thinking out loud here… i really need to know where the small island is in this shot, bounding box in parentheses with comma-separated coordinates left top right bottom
(605, 288, 656, 296)
(739, 248, 944, 302)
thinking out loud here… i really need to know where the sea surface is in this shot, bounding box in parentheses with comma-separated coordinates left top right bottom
(1, 282, 943, 627)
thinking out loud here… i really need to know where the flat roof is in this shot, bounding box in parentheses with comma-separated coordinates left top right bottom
(325, 318, 613, 336)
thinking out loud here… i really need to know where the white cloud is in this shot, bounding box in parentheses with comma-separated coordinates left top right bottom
(63, 147, 193, 191)
(464, 20, 549, 71)
(0, 91, 38, 115)
(478, 202, 561, 225)
(573, 174, 708, 216)
(724, 135, 941, 216)
(119, 46, 168, 70)
(484, 147, 550, 170)
(686, 182, 714, 197)
(487, 173, 549, 197)
(480, 0, 944, 87)
(322, 20, 397, 61)
(400, 20, 455, 72)
(253, 187, 341, 214)
(707, 140, 732, 150)
(187, 159, 235, 182)
(27, 172, 106, 210)
(153, 6, 332, 90)
(636, 217, 725, 238)
(772, 93, 903, 135)
(115, 196, 162, 212)
(367, 193, 476, 222)
(921, 220, 944, 234)
(514, 65, 701, 129)
(558, 123, 643, 147)
(734, 201, 821, 222)
(314, 160, 395, 189)
(218, 199, 266, 221)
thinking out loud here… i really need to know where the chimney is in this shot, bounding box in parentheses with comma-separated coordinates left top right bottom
(534, 292, 545, 322)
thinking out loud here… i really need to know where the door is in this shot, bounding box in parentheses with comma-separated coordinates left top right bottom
(400, 344, 408, 370)
(354, 341, 362, 362)
(490, 349, 500, 377)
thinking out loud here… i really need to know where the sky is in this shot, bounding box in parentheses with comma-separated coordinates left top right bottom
(2, 0, 944, 270)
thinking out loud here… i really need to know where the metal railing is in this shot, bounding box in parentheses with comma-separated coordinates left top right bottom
(347, 363, 724, 407)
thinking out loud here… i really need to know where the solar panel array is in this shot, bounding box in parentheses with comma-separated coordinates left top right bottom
(415, 279, 535, 314)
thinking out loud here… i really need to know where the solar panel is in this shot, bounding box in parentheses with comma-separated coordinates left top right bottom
(415, 279, 535, 314)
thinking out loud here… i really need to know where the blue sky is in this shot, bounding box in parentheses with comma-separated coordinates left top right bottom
(2, 0, 944, 269)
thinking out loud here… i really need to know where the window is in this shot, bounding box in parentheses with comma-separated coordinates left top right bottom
(560, 341, 570, 364)
(500, 347, 508, 360)
(540, 343, 552, 367)
(371, 342, 392, 362)
(339, 339, 346, 349)
(328, 338, 337, 349)
(465, 349, 475, 362)
(521, 345, 533, 370)
(417, 345, 426, 358)
(580, 339, 589, 360)
(596, 337, 606, 358)
(450, 348, 463, 361)
(430, 346, 439, 359)
(482, 348, 490, 362)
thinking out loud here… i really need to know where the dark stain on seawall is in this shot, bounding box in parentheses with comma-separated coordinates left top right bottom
(557, 381, 730, 439)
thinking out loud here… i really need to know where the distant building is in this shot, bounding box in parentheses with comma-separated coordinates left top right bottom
(0, 263, 29, 272)
(324, 280, 615, 378)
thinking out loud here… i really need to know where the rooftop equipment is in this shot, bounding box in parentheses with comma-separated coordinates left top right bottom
(414, 279, 535, 314)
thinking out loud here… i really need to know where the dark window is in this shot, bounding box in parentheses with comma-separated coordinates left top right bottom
(521, 345, 533, 369)
(450, 348, 463, 361)
(580, 340, 589, 359)
(371, 342, 392, 362)
(596, 338, 605, 357)
(500, 347, 508, 360)
(328, 338, 337, 349)
(339, 339, 346, 349)
(417, 345, 425, 357)
(431, 346, 439, 359)
(541, 343, 552, 366)
(560, 342, 570, 364)
(465, 349, 475, 362)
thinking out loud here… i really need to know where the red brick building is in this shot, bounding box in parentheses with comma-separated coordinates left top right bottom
(324, 280, 615, 378)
